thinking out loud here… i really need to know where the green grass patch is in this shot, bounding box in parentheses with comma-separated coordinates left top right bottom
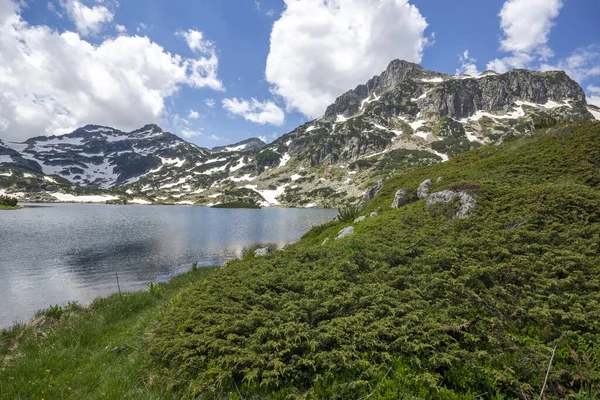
(0, 266, 219, 400)
(146, 122, 600, 399)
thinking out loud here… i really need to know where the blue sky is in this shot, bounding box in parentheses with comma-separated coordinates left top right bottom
(0, 0, 599, 147)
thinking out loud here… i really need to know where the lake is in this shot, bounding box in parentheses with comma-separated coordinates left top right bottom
(0, 204, 337, 329)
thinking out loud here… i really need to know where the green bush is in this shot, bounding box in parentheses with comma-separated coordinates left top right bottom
(0, 195, 18, 207)
(147, 122, 600, 399)
(336, 205, 360, 222)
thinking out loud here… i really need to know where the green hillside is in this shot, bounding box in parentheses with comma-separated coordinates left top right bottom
(148, 121, 600, 399)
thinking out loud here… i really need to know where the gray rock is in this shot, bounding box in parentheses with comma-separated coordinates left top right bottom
(417, 179, 432, 200)
(391, 189, 411, 208)
(335, 226, 355, 240)
(363, 180, 383, 202)
(254, 247, 271, 257)
(354, 216, 366, 223)
(370, 212, 379, 218)
(426, 190, 476, 219)
(436, 177, 444, 182)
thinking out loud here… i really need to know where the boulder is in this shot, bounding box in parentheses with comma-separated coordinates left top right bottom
(426, 190, 476, 219)
(363, 179, 383, 202)
(417, 179, 432, 200)
(354, 216, 366, 223)
(254, 247, 271, 257)
(370, 212, 379, 218)
(391, 189, 411, 208)
(335, 226, 355, 240)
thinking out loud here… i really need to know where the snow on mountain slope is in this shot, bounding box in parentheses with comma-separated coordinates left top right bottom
(1, 61, 596, 207)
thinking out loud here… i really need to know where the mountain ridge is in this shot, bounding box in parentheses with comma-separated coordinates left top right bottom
(1, 60, 599, 207)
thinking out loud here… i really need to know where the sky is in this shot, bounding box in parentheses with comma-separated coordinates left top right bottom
(0, 0, 599, 147)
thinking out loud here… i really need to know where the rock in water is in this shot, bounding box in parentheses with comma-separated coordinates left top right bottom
(417, 179, 432, 200)
(426, 190, 476, 219)
(392, 189, 411, 208)
(335, 226, 355, 240)
(364, 180, 383, 202)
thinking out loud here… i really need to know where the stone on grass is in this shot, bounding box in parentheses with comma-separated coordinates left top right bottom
(335, 226, 355, 240)
(354, 216, 366, 223)
(426, 190, 477, 219)
(391, 189, 411, 208)
(417, 179, 432, 200)
(370, 212, 379, 218)
(254, 247, 271, 257)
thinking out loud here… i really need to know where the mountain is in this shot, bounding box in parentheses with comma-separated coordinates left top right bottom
(211, 137, 266, 153)
(1, 60, 599, 206)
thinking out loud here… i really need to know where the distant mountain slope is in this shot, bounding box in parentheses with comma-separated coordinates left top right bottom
(1, 60, 599, 206)
(211, 137, 266, 153)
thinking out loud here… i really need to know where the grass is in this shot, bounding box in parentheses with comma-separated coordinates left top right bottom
(146, 122, 600, 399)
(0, 204, 21, 210)
(0, 266, 219, 400)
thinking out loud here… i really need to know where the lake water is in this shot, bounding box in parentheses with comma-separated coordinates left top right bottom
(0, 204, 337, 329)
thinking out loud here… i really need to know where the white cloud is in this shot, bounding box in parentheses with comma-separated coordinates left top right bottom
(205, 98, 216, 108)
(136, 22, 148, 33)
(265, 0, 429, 118)
(487, 0, 563, 72)
(180, 128, 203, 139)
(539, 46, 600, 82)
(115, 24, 126, 34)
(456, 50, 479, 76)
(178, 29, 223, 91)
(587, 85, 600, 108)
(222, 98, 285, 126)
(0, 1, 224, 141)
(60, 0, 114, 36)
(188, 110, 200, 120)
(208, 134, 224, 141)
(258, 135, 267, 143)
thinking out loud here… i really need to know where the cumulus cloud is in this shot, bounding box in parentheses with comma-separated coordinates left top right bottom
(539, 45, 600, 82)
(222, 98, 285, 126)
(586, 85, 600, 108)
(60, 0, 114, 36)
(178, 29, 223, 91)
(456, 50, 479, 76)
(265, 0, 429, 118)
(0, 0, 224, 141)
(188, 110, 200, 120)
(205, 98, 216, 108)
(487, 0, 563, 72)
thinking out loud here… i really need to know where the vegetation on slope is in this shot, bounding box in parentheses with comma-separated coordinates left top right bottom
(0, 195, 20, 210)
(147, 122, 600, 399)
(0, 267, 219, 400)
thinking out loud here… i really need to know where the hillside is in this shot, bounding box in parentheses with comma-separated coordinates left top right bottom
(1, 121, 599, 399)
(146, 121, 600, 399)
(1, 61, 598, 207)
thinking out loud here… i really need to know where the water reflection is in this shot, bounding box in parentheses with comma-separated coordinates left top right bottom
(0, 204, 336, 328)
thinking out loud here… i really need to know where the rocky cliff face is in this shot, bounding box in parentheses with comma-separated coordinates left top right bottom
(1, 60, 598, 207)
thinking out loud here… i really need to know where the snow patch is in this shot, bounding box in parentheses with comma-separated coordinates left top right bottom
(43, 176, 58, 183)
(176, 201, 194, 205)
(230, 158, 246, 172)
(130, 198, 151, 205)
(420, 77, 444, 83)
(0, 155, 14, 165)
(430, 150, 449, 162)
(51, 192, 120, 203)
(588, 107, 600, 121)
(278, 153, 291, 168)
(305, 126, 317, 133)
(336, 114, 348, 122)
(290, 174, 303, 181)
(230, 174, 255, 182)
